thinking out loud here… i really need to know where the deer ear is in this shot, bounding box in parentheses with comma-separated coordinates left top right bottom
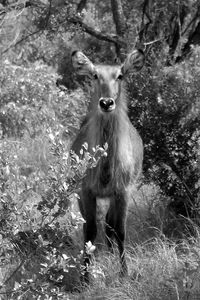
(121, 49, 145, 75)
(71, 51, 95, 76)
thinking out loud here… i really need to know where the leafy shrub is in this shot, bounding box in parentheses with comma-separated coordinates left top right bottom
(128, 47, 200, 224)
(0, 130, 108, 298)
(0, 58, 109, 298)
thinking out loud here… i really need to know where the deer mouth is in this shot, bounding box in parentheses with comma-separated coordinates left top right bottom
(101, 105, 115, 113)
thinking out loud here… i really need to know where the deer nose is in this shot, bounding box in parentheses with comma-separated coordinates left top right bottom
(99, 98, 115, 112)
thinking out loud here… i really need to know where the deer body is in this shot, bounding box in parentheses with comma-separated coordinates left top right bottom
(73, 106, 143, 196)
(71, 50, 144, 279)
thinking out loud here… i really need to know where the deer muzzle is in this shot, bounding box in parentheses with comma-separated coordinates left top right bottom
(99, 97, 116, 112)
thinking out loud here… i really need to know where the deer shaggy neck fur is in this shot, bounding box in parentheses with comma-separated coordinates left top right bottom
(81, 85, 141, 196)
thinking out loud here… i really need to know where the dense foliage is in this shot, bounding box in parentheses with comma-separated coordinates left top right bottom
(0, 0, 200, 298)
(128, 49, 200, 220)
(0, 59, 106, 297)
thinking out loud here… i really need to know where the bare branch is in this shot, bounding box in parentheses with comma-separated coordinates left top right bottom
(176, 20, 200, 63)
(110, 0, 127, 61)
(1, 1, 127, 56)
(0, 0, 46, 17)
(139, 0, 152, 42)
(1, 29, 42, 55)
(2, 259, 26, 286)
(110, 0, 126, 36)
(69, 15, 126, 47)
(181, 5, 200, 36)
(45, 0, 52, 27)
(143, 38, 162, 46)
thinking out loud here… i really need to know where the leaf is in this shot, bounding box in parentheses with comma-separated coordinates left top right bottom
(14, 281, 21, 290)
(62, 253, 69, 260)
(82, 142, 88, 150)
(40, 263, 48, 268)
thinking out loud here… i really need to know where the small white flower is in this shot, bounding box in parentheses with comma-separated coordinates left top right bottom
(62, 254, 69, 260)
(48, 133, 54, 141)
(85, 241, 96, 254)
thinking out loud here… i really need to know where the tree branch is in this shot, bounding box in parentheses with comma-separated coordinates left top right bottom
(176, 19, 200, 63)
(1, 1, 127, 56)
(45, 0, 52, 27)
(139, 0, 152, 42)
(69, 15, 126, 47)
(110, 0, 127, 61)
(166, 4, 188, 64)
(110, 0, 126, 36)
(1, 29, 42, 55)
(181, 14, 199, 36)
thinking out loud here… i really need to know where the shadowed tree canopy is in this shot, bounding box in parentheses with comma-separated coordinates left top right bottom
(1, 0, 200, 62)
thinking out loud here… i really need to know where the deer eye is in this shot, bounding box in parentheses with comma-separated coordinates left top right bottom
(93, 73, 98, 80)
(117, 74, 123, 80)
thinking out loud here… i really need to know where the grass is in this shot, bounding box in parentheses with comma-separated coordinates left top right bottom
(69, 236, 200, 300)
(63, 188, 200, 300)
(2, 162, 200, 300)
(1, 135, 200, 299)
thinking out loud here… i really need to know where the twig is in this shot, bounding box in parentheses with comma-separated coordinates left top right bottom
(143, 38, 163, 46)
(1, 28, 42, 55)
(2, 258, 27, 286)
(139, 0, 152, 42)
(68, 15, 126, 47)
(45, 0, 52, 28)
(181, 15, 199, 36)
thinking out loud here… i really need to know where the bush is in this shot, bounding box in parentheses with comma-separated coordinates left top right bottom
(0, 58, 109, 298)
(128, 47, 200, 223)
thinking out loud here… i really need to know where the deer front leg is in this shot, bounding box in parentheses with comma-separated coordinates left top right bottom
(114, 192, 128, 275)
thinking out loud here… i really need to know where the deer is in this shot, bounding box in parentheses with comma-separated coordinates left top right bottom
(71, 49, 144, 281)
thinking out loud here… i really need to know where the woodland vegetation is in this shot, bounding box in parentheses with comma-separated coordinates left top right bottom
(0, 0, 200, 299)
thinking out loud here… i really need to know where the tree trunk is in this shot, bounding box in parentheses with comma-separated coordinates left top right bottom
(176, 5, 200, 63)
(176, 20, 200, 63)
(110, 0, 127, 61)
(139, 0, 152, 42)
(167, 4, 187, 64)
(110, 0, 126, 36)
